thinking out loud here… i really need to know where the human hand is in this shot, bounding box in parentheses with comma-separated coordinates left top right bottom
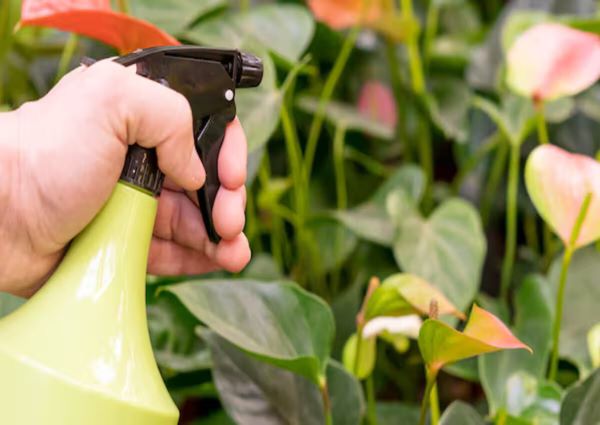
(0, 60, 250, 297)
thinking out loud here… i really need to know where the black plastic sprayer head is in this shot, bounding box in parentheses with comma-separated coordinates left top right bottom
(107, 46, 263, 243)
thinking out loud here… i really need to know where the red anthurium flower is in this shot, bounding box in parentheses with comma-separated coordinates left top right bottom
(307, 0, 383, 30)
(19, 0, 179, 54)
(357, 80, 397, 129)
(506, 23, 600, 102)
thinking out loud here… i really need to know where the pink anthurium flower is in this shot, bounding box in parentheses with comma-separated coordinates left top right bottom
(506, 23, 600, 102)
(357, 80, 397, 129)
(525, 145, 600, 248)
(19, 0, 179, 54)
(419, 304, 531, 374)
(306, 0, 383, 30)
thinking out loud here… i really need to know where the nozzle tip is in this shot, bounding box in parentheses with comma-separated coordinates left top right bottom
(238, 52, 263, 88)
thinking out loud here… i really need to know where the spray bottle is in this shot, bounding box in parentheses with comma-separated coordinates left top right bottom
(0, 46, 263, 424)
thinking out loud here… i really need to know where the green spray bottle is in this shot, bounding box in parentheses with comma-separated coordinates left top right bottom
(0, 46, 263, 424)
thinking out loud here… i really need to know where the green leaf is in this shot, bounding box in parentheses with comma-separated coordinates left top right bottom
(147, 294, 211, 375)
(426, 76, 472, 143)
(241, 254, 283, 281)
(377, 402, 420, 425)
(306, 217, 358, 275)
(205, 331, 364, 425)
(297, 96, 394, 140)
(548, 246, 600, 374)
(335, 165, 425, 247)
(130, 0, 225, 35)
(560, 368, 600, 425)
(504, 372, 561, 424)
(165, 279, 334, 384)
(0, 292, 25, 318)
(440, 401, 486, 425)
(342, 333, 376, 379)
(186, 4, 314, 64)
(479, 275, 553, 414)
(393, 198, 486, 312)
(419, 305, 531, 373)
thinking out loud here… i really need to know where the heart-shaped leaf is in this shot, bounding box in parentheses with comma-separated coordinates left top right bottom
(560, 367, 600, 425)
(19, 0, 178, 53)
(504, 372, 562, 424)
(130, 0, 225, 35)
(479, 275, 553, 415)
(440, 401, 486, 425)
(365, 273, 465, 321)
(473, 94, 536, 146)
(506, 23, 600, 101)
(419, 305, 532, 373)
(377, 402, 420, 425)
(335, 165, 425, 246)
(393, 199, 486, 312)
(525, 144, 600, 248)
(426, 76, 472, 143)
(165, 279, 334, 385)
(205, 331, 364, 425)
(186, 4, 314, 64)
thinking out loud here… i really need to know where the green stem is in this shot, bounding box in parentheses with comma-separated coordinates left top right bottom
(54, 34, 78, 84)
(345, 146, 390, 178)
(480, 141, 508, 226)
(548, 193, 593, 381)
(419, 369, 438, 425)
(353, 326, 365, 377)
(430, 383, 440, 425)
(332, 125, 347, 296)
(116, 0, 130, 14)
(401, 0, 426, 95)
(304, 26, 360, 181)
(536, 103, 550, 145)
(321, 382, 333, 425)
(418, 117, 434, 210)
(384, 40, 411, 162)
(542, 222, 555, 271)
(500, 143, 520, 303)
(423, 2, 439, 66)
(366, 375, 377, 425)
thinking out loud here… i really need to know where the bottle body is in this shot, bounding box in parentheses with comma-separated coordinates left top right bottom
(0, 183, 178, 424)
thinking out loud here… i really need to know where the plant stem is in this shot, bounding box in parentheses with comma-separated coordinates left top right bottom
(548, 193, 593, 381)
(423, 2, 439, 67)
(401, 0, 426, 95)
(345, 146, 390, 177)
(304, 26, 360, 181)
(366, 375, 377, 425)
(332, 125, 348, 295)
(418, 112, 434, 210)
(536, 102, 549, 145)
(54, 34, 78, 84)
(430, 382, 440, 425)
(116, 0, 130, 14)
(321, 382, 333, 425)
(419, 369, 438, 425)
(480, 141, 508, 226)
(499, 142, 520, 302)
(384, 39, 411, 162)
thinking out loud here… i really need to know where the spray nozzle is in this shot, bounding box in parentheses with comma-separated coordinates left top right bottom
(110, 46, 263, 243)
